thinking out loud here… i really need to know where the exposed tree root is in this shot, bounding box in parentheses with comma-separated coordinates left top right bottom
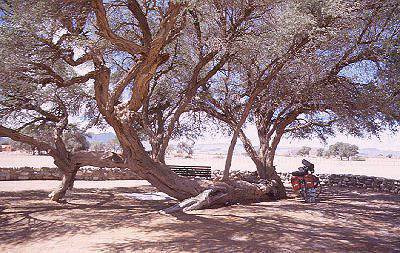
(160, 187, 228, 214)
(161, 179, 280, 213)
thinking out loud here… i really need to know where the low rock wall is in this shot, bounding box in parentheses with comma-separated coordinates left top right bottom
(212, 170, 400, 194)
(1, 167, 399, 194)
(0, 167, 141, 181)
(280, 172, 400, 194)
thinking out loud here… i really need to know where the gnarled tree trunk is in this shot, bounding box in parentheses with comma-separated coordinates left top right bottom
(249, 152, 286, 199)
(263, 150, 286, 199)
(49, 162, 80, 202)
(239, 131, 286, 199)
(101, 119, 283, 211)
(161, 179, 280, 213)
(149, 138, 167, 164)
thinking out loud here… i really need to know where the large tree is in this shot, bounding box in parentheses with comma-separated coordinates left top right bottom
(197, 0, 400, 183)
(1, 0, 399, 211)
(85, 0, 288, 206)
(125, 0, 263, 163)
(0, 0, 121, 201)
(84, 0, 379, 207)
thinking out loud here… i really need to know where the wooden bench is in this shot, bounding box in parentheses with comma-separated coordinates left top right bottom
(168, 165, 212, 179)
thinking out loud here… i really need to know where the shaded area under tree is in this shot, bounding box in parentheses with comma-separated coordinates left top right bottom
(0, 184, 399, 252)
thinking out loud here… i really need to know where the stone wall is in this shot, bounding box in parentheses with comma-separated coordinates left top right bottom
(1, 167, 399, 194)
(0, 167, 141, 181)
(278, 172, 400, 194)
(212, 170, 400, 194)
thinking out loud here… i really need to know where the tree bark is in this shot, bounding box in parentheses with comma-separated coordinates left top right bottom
(263, 151, 286, 199)
(49, 164, 80, 202)
(222, 89, 260, 180)
(0, 125, 82, 202)
(156, 148, 166, 164)
(96, 115, 285, 207)
(150, 138, 167, 164)
(162, 179, 279, 213)
(238, 130, 267, 179)
(111, 120, 206, 200)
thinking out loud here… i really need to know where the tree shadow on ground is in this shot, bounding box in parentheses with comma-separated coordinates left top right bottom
(0, 186, 174, 247)
(1, 186, 399, 252)
(95, 187, 400, 252)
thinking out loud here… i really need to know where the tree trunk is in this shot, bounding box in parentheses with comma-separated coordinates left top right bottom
(156, 146, 166, 164)
(254, 160, 267, 179)
(162, 179, 279, 213)
(103, 120, 284, 210)
(222, 90, 260, 180)
(113, 121, 205, 200)
(223, 131, 240, 180)
(263, 153, 286, 199)
(238, 130, 267, 179)
(150, 138, 167, 164)
(49, 164, 80, 202)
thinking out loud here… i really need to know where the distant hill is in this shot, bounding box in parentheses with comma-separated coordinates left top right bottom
(0, 137, 10, 144)
(192, 142, 400, 158)
(85, 133, 400, 158)
(192, 143, 291, 155)
(87, 132, 116, 143)
(359, 148, 400, 158)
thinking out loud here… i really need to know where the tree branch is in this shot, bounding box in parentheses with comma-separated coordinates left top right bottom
(127, 0, 152, 47)
(0, 125, 54, 152)
(92, 0, 146, 55)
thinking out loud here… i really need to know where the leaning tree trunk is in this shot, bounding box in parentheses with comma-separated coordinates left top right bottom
(149, 137, 168, 164)
(222, 90, 260, 180)
(48, 163, 80, 202)
(156, 146, 167, 164)
(106, 121, 283, 212)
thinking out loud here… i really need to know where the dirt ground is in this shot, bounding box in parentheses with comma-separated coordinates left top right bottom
(0, 180, 399, 253)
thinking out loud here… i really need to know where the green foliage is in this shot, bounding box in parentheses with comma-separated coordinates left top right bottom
(0, 0, 399, 166)
(90, 142, 107, 152)
(316, 148, 325, 157)
(297, 146, 312, 156)
(329, 142, 359, 160)
(63, 127, 91, 152)
(177, 142, 194, 157)
(9, 140, 33, 153)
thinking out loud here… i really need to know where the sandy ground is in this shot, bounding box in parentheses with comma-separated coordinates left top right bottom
(1, 152, 399, 179)
(0, 180, 399, 253)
